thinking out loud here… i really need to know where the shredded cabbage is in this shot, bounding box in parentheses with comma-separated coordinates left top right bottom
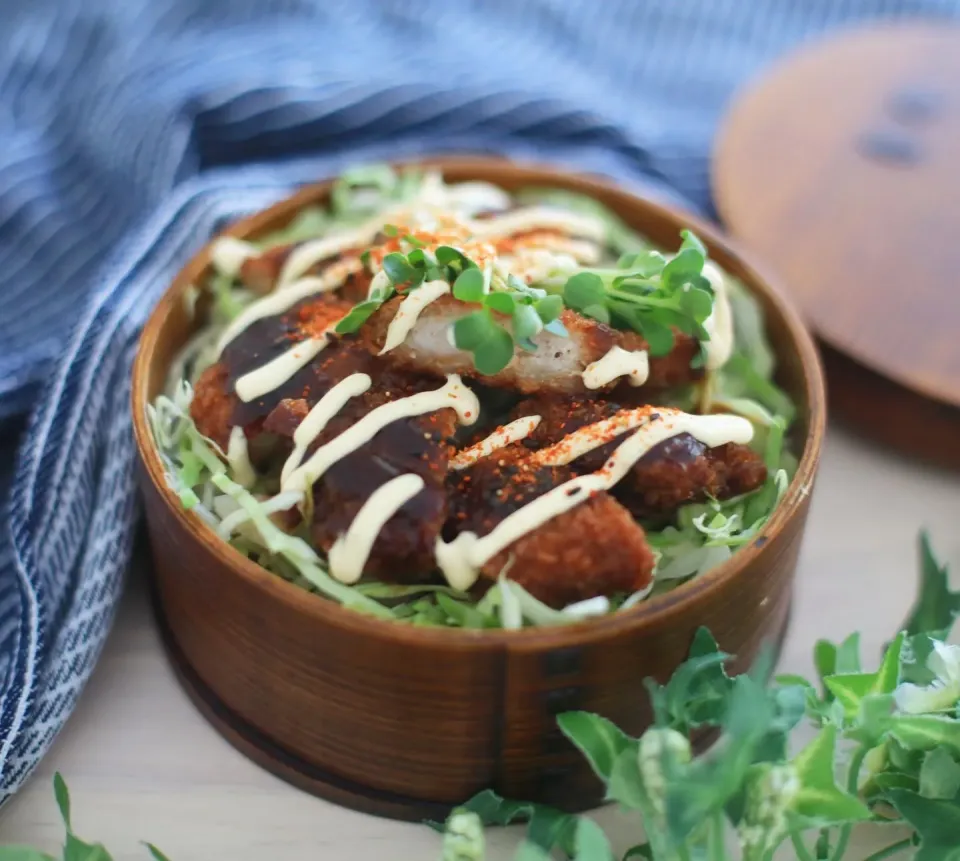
(147, 165, 799, 629)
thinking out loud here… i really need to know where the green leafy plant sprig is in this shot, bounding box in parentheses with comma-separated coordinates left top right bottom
(0, 773, 168, 861)
(335, 237, 566, 374)
(436, 531, 960, 861)
(335, 226, 716, 377)
(556, 230, 714, 360)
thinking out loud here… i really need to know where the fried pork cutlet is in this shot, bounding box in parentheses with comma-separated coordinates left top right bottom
(307, 380, 458, 582)
(189, 292, 366, 448)
(510, 395, 767, 518)
(446, 446, 655, 607)
(195, 310, 461, 581)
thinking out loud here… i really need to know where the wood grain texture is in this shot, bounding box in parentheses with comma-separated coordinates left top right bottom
(130, 158, 826, 816)
(714, 23, 960, 445)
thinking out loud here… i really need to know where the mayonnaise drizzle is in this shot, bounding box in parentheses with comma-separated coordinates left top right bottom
(283, 374, 480, 494)
(227, 426, 257, 488)
(701, 261, 734, 371)
(449, 415, 542, 471)
(327, 474, 426, 584)
(507, 234, 602, 264)
(435, 410, 753, 590)
(581, 346, 650, 390)
(419, 174, 513, 213)
(531, 406, 660, 467)
(470, 206, 607, 243)
(379, 280, 451, 354)
(280, 373, 373, 485)
(234, 336, 331, 403)
(211, 237, 258, 277)
(276, 217, 387, 288)
(217, 257, 362, 351)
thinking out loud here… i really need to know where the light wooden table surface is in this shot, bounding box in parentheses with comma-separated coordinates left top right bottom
(2, 424, 958, 860)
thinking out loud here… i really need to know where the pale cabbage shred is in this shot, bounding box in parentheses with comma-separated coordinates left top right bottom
(149, 164, 797, 630)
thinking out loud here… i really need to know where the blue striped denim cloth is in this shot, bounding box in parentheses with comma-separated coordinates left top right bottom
(1, 0, 957, 803)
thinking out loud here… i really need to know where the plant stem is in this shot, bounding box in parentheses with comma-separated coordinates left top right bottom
(791, 832, 817, 861)
(827, 746, 869, 861)
(707, 812, 727, 861)
(605, 289, 676, 309)
(859, 838, 913, 861)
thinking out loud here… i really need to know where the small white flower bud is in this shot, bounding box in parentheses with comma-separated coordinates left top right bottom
(738, 764, 800, 861)
(637, 728, 692, 820)
(442, 809, 485, 861)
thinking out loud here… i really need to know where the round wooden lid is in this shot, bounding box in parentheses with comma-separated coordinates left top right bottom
(714, 23, 960, 462)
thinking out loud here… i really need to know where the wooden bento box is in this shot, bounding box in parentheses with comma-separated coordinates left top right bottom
(131, 158, 825, 820)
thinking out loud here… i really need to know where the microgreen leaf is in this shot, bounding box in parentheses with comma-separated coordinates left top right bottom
(382, 252, 423, 289)
(678, 229, 707, 257)
(511, 304, 543, 347)
(453, 311, 515, 375)
(563, 272, 606, 311)
(473, 328, 515, 375)
(582, 303, 611, 324)
(335, 298, 384, 334)
(452, 268, 485, 303)
(406, 248, 426, 268)
(452, 310, 495, 350)
(557, 712, 632, 782)
(902, 532, 960, 640)
(886, 789, 960, 861)
(616, 250, 666, 277)
(484, 292, 516, 315)
(435, 245, 475, 269)
(534, 295, 563, 324)
(639, 317, 675, 356)
(382, 223, 399, 237)
(679, 286, 714, 321)
(660, 248, 706, 292)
